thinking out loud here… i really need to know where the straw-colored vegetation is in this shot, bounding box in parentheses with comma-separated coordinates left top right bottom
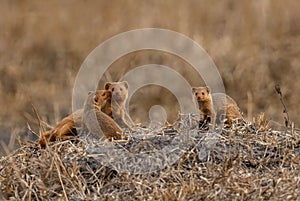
(0, 116, 299, 200)
(0, 1, 299, 136)
(0, 1, 299, 200)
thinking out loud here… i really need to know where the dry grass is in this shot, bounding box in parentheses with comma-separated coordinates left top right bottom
(0, 1, 299, 199)
(0, 0, 299, 139)
(0, 116, 299, 200)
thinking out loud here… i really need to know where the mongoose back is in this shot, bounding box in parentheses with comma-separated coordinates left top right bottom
(83, 90, 123, 140)
(38, 90, 111, 148)
(38, 109, 83, 148)
(192, 86, 242, 128)
(103, 81, 133, 130)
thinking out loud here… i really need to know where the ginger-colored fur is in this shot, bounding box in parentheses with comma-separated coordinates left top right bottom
(192, 86, 242, 128)
(83, 90, 122, 140)
(102, 81, 133, 130)
(38, 90, 110, 148)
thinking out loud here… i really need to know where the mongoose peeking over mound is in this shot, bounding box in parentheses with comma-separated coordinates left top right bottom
(103, 81, 134, 130)
(83, 90, 123, 140)
(38, 90, 113, 148)
(192, 86, 242, 128)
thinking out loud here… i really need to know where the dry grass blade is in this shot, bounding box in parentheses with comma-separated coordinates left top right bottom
(275, 84, 291, 128)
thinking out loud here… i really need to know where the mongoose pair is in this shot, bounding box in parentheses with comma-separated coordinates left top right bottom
(39, 81, 131, 148)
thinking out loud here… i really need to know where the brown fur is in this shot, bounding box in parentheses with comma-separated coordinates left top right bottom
(103, 81, 133, 130)
(83, 90, 122, 140)
(192, 86, 242, 128)
(38, 90, 110, 148)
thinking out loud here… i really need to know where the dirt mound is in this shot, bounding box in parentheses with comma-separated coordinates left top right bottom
(1, 116, 299, 200)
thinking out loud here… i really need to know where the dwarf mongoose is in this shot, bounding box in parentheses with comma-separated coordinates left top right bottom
(192, 86, 242, 128)
(103, 81, 133, 130)
(38, 109, 83, 148)
(38, 90, 111, 148)
(83, 90, 123, 140)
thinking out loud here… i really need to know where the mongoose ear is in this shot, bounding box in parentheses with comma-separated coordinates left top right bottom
(122, 81, 129, 89)
(104, 82, 112, 90)
(205, 86, 211, 94)
(192, 87, 197, 93)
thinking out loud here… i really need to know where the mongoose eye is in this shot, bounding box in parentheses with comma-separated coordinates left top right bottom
(102, 93, 106, 97)
(120, 88, 123, 91)
(93, 96, 98, 103)
(202, 92, 205, 95)
(195, 92, 198, 96)
(111, 88, 115, 92)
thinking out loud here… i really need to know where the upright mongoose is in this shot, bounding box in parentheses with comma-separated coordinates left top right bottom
(38, 90, 112, 148)
(192, 86, 242, 128)
(103, 81, 133, 130)
(83, 90, 123, 140)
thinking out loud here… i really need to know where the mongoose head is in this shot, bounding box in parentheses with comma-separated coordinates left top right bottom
(104, 81, 128, 103)
(192, 86, 211, 102)
(87, 90, 112, 110)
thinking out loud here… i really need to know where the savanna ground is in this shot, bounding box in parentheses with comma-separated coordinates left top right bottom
(0, 1, 299, 200)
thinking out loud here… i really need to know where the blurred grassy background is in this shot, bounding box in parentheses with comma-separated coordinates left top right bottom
(0, 0, 299, 145)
